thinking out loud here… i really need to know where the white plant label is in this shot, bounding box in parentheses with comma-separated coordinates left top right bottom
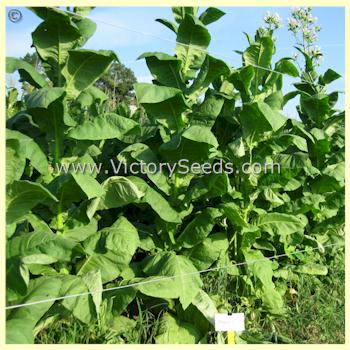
(214, 313, 245, 332)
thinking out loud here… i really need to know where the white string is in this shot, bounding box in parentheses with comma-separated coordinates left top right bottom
(120, 42, 346, 65)
(6, 242, 343, 310)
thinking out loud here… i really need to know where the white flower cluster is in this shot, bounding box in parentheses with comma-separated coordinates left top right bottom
(306, 45, 323, 65)
(263, 11, 282, 30)
(287, 7, 323, 65)
(306, 45, 322, 56)
(287, 7, 321, 41)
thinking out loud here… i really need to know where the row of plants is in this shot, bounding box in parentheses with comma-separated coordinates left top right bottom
(6, 6, 344, 343)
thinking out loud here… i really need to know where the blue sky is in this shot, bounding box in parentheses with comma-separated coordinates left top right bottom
(6, 6, 345, 117)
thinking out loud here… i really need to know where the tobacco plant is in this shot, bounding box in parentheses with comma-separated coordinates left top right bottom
(6, 6, 344, 344)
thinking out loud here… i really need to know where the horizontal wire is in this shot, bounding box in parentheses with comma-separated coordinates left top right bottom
(55, 7, 343, 89)
(5, 242, 343, 310)
(277, 43, 345, 51)
(117, 41, 346, 66)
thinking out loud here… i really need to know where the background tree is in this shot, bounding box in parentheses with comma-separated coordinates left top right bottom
(22, 53, 137, 109)
(95, 61, 137, 110)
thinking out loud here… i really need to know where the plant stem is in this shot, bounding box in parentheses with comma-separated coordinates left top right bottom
(56, 192, 64, 232)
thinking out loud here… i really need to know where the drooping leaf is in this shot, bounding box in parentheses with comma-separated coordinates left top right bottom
(155, 18, 178, 33)
(129, 176, 181, 223)
(142, 252, 203, 309)
(62, 49, 117, 98)
(6, 277, 62, 344)
(177, 208, 223, 248)
(6, 181, 57, 225)
(138, 52, 185, 89)
(6, 57, 48, 88)
(175, 14, 211, 80)
(155, 313, 202, 344)
(134, 83, 187, 131)
(243, 249, 284, 315)
(187, 55, 230, 101)
(199, 7, 225, 25)
(239, 101, 286, 136)
(7, 230, 77, 262)
(78, 217, 139, 283)
(6, 139, 26, 184)
(185, 232, 228, 270)
(256, 213, 308, 237)
(31, 9, 82, 84)
(117, 143, 171, 195)
(87, 176, 144, 219)
(6, 129, 50, 177)
(68, 113, 138, 140)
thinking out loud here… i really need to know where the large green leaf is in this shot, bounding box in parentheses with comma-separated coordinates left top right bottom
(6, 181, 57, 225)
(48, 173, 104, 217)
(189, 91, 225, 127)
(239, 101, 286, 136)
(243, 249, 284, 315)
(175, 14, 211, 80)
(129, 177, 181, 223)
(320, 68, 341, 85)
(118, 143, 171, 195)
(104, 286, 137, 316)
(31, 9, 82, 85)
(185, 232, 228, 270)
(24, 87, 65, 109)
(142, 252, 203, 309)
(23, 90, 67, 165)
(62, 49, 117, 97)
(160, 125, 218, 162)
(220, 202, 247, 227)
(7, 230, 77, 262)
(155, 313, 202, 344)
(134, 83, 187, 131)
(6, 139, 26, 184)
(300, 94, 330, 124)
(6, 57, 48, 88)
(6, 257, 29, 302)
(87, 176, 144, 219)
(79, 217, 139, 283)
(6, 276, 62, 344)
(76, 86, 107, 107)
(138, 52, 185, 89)
(177, 208, 223, 248)
(187, 55, 230, 101)
(256, 213, 308, 237)
(172, 7, 199, 23)
(243, 36, 274, 93)
(59, 275, 96, 323)
(68, 113, 138, 140)
(229, 66, 255, 102)
(6, 129, 50, 177)
(184, 172, 231, 204)
(199, 7, 225, 25)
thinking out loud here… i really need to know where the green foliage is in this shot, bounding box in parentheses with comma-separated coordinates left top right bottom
(6, 6, 344, 344)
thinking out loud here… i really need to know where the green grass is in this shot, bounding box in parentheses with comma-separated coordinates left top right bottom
(239, 251, 345, 344)
(35, 297, 164, 344)
(35, 252, 345, 344)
